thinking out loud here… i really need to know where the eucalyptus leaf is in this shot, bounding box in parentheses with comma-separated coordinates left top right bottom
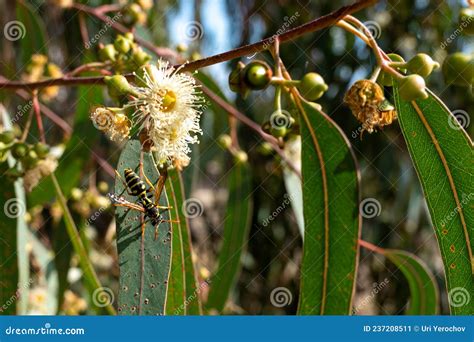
(393, 86, 474, 315)
(206, 162, 253, 313)
(296, 97, 361, 315)
(115, 140, 172, 315)
(165, 169, 202, 315)
(385, 249, 439, 315)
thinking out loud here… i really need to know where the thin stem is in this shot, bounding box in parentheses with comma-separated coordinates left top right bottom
(0, 0, 378, 90)
(336, 19, 371, 45)
(32, 93, 46, 143)
(358, 239, 386, 255)
(343, 15, 404, 79)
(78, 12, 90, 49)
(20, 107, 35, 142)
(66, 62, 110, 77)
(369, 66, 381, 82)
(270, 78, 300, 86)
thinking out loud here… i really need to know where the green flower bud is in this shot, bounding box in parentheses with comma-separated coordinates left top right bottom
(308, 102, 322, 111)
(406, 53, 440, 78)
(176, 43, 188, 53)
(261, 120, 272, 134)
(124, 32, 135, 41)
(34, 142, 50, 159)
(132, 48, 152, 68)
(258, 142, 274, 156)
(22, 150, 39, 169)
(228, 61, 249, 96)
(459, 8, 474, 36)
(398, 74, 429, 102)
(134, 0, 153, 10)
(104, 75, 137, 97)
(442, 52, 474, 87)
(98, 181, 109, 194)
(378, 53, 406, 86)
(270, 125, 288, 138)
(114, 35, 132, 54)
(243, 61, 272, 90)
(99, 44, 117, 62)
(234, 150, 248, 164)
(0, 131, 15, 144)
(228, 62, 245, 93)
(217, 134, 232, 149)
(298, 72, 328, 101)
(70, 188, 83, 201)
(123, 3, 147, 26)
(11, 142, 28, 159)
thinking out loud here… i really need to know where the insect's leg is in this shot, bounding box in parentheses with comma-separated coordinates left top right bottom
(112, 202, 146, 213)
(161, 219, 180, 224)
(152, 169, 169, 208)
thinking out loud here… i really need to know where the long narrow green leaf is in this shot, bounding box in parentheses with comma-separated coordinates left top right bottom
(52, 217, 73, 313)
(385, 249, 439, 314)
(206, 162, 253, 313)
(15, 1, 48, 66)
(393, 86, 474, 315)
(296, 97, 361, 315)
(115, 140, 172, 315)
(52, 173, 116, 315)
(0, 166, 18, 315)
(2, 105, 30, 314)
(165, 169, 202, 315)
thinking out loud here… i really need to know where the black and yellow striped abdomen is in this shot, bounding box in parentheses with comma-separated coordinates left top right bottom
(124, 168, 147, 198)
(123, 168, 161, 226)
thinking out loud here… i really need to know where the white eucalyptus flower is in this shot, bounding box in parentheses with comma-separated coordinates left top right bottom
(126, 61, 203, 169)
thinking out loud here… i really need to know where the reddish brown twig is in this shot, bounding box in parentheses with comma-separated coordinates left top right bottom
(32, 93, 46, 143)
(0, 0, 377, 90)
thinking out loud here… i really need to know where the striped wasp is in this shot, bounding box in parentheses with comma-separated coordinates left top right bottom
(109, 160, 177, 239)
